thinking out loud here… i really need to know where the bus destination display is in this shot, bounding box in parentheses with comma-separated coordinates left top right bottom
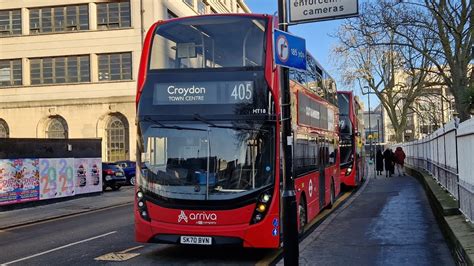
(153, 81, 254, 105)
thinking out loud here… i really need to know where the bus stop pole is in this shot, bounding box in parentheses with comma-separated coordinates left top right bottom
(277, 0, 299, 264)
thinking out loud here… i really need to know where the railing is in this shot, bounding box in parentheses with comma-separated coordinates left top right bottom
(397, 119, 474, 223)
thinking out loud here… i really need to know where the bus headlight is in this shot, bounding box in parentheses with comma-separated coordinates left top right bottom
(345, 167, 352, 176)
(251, 190, 272, 224)
(261, 194, 271, 203)
(136, 189, 150, 222)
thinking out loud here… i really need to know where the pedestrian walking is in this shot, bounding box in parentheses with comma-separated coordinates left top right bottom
(375, 148, 384, 176)
(394, 146, 406, 176)
(383, 148, 393, 177)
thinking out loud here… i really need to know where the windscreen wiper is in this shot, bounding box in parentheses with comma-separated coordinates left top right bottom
(193, 114, 267, 133)
(141, 116, 207, 131)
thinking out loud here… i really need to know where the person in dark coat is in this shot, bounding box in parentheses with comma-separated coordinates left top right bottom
(383, 148, 393, 177)
(375, 148, 384, 176)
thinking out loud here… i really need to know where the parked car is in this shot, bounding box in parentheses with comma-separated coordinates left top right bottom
(102, 163, 127, 191)
(115, 160, 136, 185)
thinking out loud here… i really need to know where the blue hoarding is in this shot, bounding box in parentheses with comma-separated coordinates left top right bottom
(273, 29, 306, 70)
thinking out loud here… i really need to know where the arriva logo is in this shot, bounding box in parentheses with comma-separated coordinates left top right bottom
(177, 210, 218, 224)
(178, 211, 188, 223)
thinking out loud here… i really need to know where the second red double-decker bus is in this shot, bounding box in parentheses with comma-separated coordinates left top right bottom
(337, 91, 365, 187)
(135, 14, 340, 249)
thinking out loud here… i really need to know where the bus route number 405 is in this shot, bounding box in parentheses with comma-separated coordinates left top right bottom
(231, 83, 252, 101)
(180, 236, 212, 245)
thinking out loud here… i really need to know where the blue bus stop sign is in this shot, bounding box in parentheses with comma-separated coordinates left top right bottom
(274, 29, 306, 70)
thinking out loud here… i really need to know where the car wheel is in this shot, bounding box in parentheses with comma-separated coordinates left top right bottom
(103, 184, 107, 191)
(130, 176, 136, 186)
(112, 185, 121, 191)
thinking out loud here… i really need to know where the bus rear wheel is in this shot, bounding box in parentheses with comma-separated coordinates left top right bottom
(298, 198, 307, 235)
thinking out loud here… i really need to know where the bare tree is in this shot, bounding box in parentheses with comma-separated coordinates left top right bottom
(367, 0, 473, 121)
(333, 1, 438, 142)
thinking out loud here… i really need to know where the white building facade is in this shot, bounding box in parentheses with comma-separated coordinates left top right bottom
(0, 0, 250, 162)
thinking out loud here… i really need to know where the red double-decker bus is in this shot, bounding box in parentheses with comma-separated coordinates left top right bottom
(337, 91, 365, 187)
(135, 14, 340, 248)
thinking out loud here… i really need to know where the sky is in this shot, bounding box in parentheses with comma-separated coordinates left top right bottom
(245, 0, 377, 110)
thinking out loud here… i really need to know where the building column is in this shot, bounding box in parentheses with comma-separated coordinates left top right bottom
(22, 58, 30, 86)
(90, 53, 98, 82)
(89, 3, 97, 31)
(21, 8, 29, 35)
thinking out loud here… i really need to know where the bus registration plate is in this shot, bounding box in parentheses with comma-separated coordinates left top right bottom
(180, 236, 212, 245)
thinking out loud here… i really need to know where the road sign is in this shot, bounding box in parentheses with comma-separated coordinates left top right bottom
(274, 29, 306, 70)
(289, 0, 359, 24)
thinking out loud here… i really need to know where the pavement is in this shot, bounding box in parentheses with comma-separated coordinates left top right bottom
(278, 166, 456, 266)
(405, 166, 474, 265)
(0, 186, 134, 230)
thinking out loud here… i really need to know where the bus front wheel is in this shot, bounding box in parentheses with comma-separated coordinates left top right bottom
(298, 197, 307, 235)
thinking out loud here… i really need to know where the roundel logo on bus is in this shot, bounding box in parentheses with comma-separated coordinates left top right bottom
(177, 210, 218, 224)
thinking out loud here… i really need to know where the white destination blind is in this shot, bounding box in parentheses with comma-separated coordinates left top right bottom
(289, 0, 358, 23)
(153, 81, 254, 105)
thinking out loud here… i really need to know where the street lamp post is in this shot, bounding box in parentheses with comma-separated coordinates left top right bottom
(364, 87, 372, 155)
(277, 0, 299, 264)
(363, 86, 375, 176)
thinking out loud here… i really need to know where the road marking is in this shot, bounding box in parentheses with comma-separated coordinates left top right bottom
(1, 231, 117, 265)
(94, 245, 144, 262)
(94, 253, 140, 262)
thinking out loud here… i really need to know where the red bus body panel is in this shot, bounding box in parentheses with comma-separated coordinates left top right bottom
(340, 162, 357, 186)
(338, 91, 364, 187)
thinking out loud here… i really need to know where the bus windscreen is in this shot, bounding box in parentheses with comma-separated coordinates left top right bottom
(139, 121, 275, 201)
(150, 16, 267, 70)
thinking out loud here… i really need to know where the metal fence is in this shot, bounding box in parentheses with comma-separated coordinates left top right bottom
(398, 119, 474, 223)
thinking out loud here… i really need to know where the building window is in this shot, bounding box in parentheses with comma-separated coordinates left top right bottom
(46, 116, 68, 139)
(197, 0, 206, 14)
(0, 59, 22, 87)
(0, 9, 21, 36)
(0, 119, 9, 138)
(30, 55, 90, 85)
(183, 0, 194, 8)
(167, 9, 178, 19)
(30, 5, 88, 34)
(97, 1, 130, 30)
(106, 114, 129, 162)
(98, 52, 132, 81)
